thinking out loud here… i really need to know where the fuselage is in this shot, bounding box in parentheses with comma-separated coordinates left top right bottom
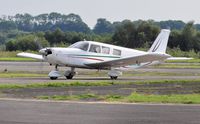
(44, 41, 147, 69)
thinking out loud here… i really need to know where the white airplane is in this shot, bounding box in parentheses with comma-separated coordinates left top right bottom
(17, 29, 186, 80)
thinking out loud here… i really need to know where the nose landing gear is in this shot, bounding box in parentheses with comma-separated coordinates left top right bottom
(48, 65, 62, 80)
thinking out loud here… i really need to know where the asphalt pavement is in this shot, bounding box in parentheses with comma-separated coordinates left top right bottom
(0, 99, 200, 124)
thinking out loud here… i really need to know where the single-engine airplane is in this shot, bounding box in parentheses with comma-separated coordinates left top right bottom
(17, 29, 189, 80)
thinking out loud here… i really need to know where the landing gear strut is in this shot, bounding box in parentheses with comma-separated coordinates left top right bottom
(64, 67, 76, 79)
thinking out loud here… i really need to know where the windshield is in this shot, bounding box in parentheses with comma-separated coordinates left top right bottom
(69, 42, 89, 51)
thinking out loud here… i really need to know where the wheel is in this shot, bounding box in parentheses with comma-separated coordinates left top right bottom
(66, 74, 73, 79)
(110, 76, 118, 80)
(50, 77, 58, 80)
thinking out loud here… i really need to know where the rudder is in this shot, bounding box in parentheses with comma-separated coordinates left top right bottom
(148, 29, 170, 53)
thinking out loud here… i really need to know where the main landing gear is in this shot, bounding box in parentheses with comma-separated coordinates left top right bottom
(108, 70, 122, 80)
(64, 67, 76, 79)
(48, 65, 76, 80)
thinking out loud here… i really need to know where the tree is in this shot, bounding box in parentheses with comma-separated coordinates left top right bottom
(6, 34, 49, 51)
(44, 28, 65, 45)
(93, 18, 114, 34)
(112, 20, 137, 48)
(158, 20, 185, 30)
(0, 33, 6, 44)
(180, 21, 196, 51)
(136, 21, 160, 48)
(48, 12, 62, 24)
(5, 39, 17, 51)
(168, 30, 182, 48)
(0, 21, 17, 31)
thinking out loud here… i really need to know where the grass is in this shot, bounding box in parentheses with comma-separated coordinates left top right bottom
(0, 51, 37, 61)
(0, 51, 19, 57)
(0, 57, 36, 61)
(38, 93, 101, 101)
(123, 71, 200, 76)
(0, 79, 200, 89)
(154, 64, 200, 69)
(123, 93, 200, 104)
(132, 79, 200, 85)
(37, 93, 200, 104)
(0, 72, 46, 78)
(166, 59, 200, 63)
(0, 81, 114, 89)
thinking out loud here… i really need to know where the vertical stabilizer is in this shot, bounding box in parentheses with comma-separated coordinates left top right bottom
(148, 29, 170, 53)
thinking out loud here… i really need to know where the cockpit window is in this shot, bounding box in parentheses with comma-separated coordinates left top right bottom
(89, 44, 101, 53)
(69, 42, 89, 51)
(113, 49, 121, 56)
(102, 46, 110, 54)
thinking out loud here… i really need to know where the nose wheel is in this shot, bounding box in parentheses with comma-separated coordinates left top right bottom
(50, 77, 58, 80)
(110, 76, 118, 80)
(48, 65, 61, 80)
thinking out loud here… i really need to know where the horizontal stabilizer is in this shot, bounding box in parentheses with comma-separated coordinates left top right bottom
(17, 52, 44, 60)
(166, 57, 193, 60)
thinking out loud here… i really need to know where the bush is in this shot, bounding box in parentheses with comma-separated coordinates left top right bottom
(167, 47, 200, 58)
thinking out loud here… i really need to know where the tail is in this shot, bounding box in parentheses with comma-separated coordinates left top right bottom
(148, 29, 170, 53)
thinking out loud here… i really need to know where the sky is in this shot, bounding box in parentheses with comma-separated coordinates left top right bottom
(0, 0, 199, 28)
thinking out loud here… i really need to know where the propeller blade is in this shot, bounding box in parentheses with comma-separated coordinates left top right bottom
(39, 48, 52, 56)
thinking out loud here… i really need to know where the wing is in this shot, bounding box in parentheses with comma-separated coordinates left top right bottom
(17, 52, 44, 60)
(85, 53, 171, 69)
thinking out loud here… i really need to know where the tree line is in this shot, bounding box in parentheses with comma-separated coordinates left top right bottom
(4, 20, 200, 53)
(1, 12, 200, 35)
(1, 12, 200, 55)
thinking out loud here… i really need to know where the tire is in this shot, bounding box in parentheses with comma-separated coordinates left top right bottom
(110, 76, 118, 80)
(66, 74, 73, 79)
(50, 77, 58, 80)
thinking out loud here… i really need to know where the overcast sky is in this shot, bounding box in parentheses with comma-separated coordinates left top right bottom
(0, 0, 199, 28)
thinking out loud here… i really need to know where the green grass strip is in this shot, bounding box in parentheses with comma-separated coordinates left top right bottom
(0, 72, 46, 78)
(123, 93, 200, 104)
(0, 82, 113, 89)
(38, 93, 101, 101)
(38, 93, 200, 104)
(0, 57, 36, 61)
(0, 79, 200, 89)
(154, 64, 200, 69)
(166, 59, 200, 63)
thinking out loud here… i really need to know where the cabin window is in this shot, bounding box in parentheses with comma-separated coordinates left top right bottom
(89, 44, 101, 53)
(113, 49, 121, 56)
(102, 46, 110, 54)
(70, 42, 89, 51)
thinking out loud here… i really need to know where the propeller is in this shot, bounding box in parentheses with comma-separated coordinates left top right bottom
(33, 37, 52, 56)
(34, 37, 51, 74)
(39, 48, 52, 56)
